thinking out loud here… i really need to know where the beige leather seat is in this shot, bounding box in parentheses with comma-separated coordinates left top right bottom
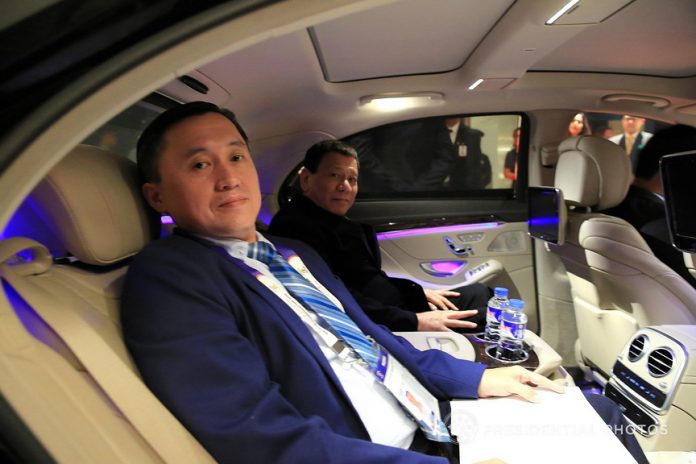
(0, 145, 214, 463)
(549, 135, 696, 380)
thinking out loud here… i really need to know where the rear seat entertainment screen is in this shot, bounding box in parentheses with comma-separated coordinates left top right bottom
(527, 186, 565, 245)
(661, 150, 696, 253)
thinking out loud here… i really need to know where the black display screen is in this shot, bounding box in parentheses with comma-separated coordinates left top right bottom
(661, 151, 696, 253)
(528, 186, 564, 244)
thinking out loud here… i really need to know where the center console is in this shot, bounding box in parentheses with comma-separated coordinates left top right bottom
(604, 325, 696, 452)
(396, 330, 567, 380)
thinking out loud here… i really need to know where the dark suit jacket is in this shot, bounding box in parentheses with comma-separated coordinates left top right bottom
(345, 119, 456, 192)
(610, 131, 652, 173)
(268, 195, 427, 331)
(603, 185, 664, 230)
(121, 230, 485, 463)
(448, 125, 492, 190)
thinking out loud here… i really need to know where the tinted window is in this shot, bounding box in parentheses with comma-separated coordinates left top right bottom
(80, 98, 166, 160)
(341, 114, 523, 196)
(571, 112, 671, 174)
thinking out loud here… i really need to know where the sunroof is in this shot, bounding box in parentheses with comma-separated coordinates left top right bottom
(309, 0, 513, 82)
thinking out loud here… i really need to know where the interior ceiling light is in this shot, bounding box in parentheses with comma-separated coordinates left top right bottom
(468, 79, 484, 90)
(359, 92, 444, 112)
(545, 0, 580, 25)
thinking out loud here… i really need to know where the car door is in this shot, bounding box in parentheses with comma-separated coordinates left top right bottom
(344, 114, 538, 332)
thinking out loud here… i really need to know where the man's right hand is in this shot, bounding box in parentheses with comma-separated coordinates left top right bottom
(416, 309, 479, 332)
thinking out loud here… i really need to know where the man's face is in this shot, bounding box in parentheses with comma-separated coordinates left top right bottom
(300, 152, 358, 216)
(142, 112, 261, 241)
(621, 115, 644, 134)
(513, 129, 521, 151)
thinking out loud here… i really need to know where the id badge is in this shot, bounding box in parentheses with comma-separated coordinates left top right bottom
(373, 347, 452, 443)
(458, 144, 468, 158)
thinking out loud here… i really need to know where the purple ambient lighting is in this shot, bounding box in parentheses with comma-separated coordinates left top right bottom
(428, 261, 465, 276)
(376, 222, 499, 241)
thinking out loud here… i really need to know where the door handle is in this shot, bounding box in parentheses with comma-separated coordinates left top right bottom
(443, 236, 472, 256)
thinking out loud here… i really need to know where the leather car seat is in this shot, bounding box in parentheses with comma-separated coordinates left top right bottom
(0, 145, 214, 463)
(548, 135, 696, 379)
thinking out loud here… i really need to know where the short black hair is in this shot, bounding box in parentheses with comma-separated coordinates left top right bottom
(635, 124, 696, 179)
(303, 140, 358, 173)
(137, 101, 248, 184)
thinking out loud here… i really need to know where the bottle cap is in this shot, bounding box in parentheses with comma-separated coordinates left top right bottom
(509, 299, 524, 310)
(493, 287, 509, 298)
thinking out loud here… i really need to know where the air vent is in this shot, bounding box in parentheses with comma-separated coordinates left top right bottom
(647, 348, 674, 378)
(627, 334, 648, 362)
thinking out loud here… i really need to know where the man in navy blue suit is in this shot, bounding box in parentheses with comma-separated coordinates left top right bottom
(121, 102, 645, 463)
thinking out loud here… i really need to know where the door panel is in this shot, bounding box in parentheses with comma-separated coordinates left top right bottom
(376, 221, 537, 332)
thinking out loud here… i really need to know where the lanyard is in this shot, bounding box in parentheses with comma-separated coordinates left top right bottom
(242, 246, 453, 443)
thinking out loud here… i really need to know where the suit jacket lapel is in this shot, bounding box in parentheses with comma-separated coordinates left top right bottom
(214, 247, 355, 398)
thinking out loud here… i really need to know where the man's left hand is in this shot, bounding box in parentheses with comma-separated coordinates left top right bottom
(423, 288, 460, 311)
(478, 366, 566, 403)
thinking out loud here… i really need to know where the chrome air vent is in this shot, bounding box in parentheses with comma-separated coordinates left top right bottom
(627, 334, 649, 362)
(647, 348, 675, 378)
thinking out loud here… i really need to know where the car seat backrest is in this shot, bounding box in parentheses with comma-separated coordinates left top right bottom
(548, 135, 696, 378)
(0, 145, 213, 463)
(29, 144, 160, 265)
(555, 135, 633, 211)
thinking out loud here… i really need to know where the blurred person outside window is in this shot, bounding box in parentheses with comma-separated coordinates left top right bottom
(503, 127, 521, 187)
(609, 115, 653, 173)
(567, 113, 590, 137)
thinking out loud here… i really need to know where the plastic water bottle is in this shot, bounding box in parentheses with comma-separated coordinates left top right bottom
(484, 287, 509, 347)
(496, 298, 528, 362)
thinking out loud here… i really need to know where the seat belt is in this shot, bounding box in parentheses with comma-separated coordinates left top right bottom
(0, 237, 214, 464)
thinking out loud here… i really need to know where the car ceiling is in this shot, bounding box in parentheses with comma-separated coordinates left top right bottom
(157, 0, 696, 145)
(3, 0, 696, 229)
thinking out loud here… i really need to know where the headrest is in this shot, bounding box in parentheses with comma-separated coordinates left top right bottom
(28, 145, 159, 265)
(555, 135, 633, 211)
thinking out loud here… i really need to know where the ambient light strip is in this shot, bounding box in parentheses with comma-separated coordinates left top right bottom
(376, 222, 499, 241)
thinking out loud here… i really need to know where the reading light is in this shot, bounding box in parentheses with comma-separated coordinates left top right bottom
(545, 0, 580, 25)
(359, 92, 444, 112)
(468, 79, 484, 90)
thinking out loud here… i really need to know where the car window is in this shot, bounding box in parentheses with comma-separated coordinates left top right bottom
(80, 99, 165, 161)
(581, 113, 670, 141)
(278, 114, 524, 205)
(343, 114, 522, 196)
(565, 112, 671, 174)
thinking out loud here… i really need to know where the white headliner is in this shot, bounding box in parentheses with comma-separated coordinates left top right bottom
(159, 0, 696, 145)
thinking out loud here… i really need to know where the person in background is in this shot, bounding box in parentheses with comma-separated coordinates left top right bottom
(593, 123, 615, 139)
(269, 140, 491, 333)
(121, 101, 581, 463)
(567, 113, 590, 137)
(503, 127, 521, 186)
(444, 117, 492, 190)
(609, 115, 653, 173)
(344, 119, 455, 192)
(605, 124, 696, 289)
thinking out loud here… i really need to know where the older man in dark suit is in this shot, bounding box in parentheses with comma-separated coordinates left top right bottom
(269, 139, 491, 333)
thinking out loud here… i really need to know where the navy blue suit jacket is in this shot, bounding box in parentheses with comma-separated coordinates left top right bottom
(121, 231, 486, 463)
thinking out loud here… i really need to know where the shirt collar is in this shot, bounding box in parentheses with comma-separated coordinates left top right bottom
(194, 231, 274, 261)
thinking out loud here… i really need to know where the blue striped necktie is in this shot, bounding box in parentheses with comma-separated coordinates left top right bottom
(248, 241, 379, 367)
